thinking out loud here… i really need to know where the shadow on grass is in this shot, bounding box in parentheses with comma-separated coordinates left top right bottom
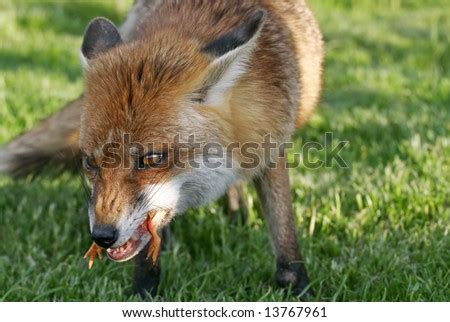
(0, 47, 82, 81)
(292, 18, 449, 170)
(1, 1, 129, 81)
(15, 1, 126, 36)
(294, 95, 411, 171)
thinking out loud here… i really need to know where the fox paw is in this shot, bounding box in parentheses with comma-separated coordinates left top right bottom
(276, 261, 313, 300)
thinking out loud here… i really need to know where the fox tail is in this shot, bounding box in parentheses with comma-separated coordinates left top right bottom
(0, 97, 82, 177)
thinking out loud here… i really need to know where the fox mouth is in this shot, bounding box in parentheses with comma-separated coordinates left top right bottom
(106, 221, 150, 262)
(84, 210, 165, 269)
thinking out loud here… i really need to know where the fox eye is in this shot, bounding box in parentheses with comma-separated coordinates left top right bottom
(82, 157, 99, 172)
(138, 152, 166, 169)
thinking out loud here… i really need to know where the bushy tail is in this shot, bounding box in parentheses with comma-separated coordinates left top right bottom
(0, 97, 82, 177)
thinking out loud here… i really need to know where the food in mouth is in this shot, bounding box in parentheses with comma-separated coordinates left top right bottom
(83, 211, 162, 269)
(145, 214, 161, 264)
(83, 243, 103, 270)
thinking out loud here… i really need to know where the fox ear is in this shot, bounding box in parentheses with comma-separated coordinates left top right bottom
(200, 10, 267, 106)
(81, 17, 122, 66)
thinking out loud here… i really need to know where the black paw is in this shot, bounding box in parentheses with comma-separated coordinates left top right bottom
(276, 261, 313, 300)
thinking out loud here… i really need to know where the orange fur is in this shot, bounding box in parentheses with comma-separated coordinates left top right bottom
(81, 0, 324, 194)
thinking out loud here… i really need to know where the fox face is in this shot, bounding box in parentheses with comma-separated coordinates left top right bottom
(79, 12, 266, 261)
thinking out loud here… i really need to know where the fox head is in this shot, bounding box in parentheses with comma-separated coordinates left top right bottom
(79, 11, 266, 260)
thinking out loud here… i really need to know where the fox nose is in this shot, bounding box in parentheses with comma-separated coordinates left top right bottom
(91, 225, 118, 249)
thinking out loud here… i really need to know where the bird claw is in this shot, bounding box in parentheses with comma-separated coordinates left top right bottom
(83, 243, 103, 270)
(146, 212, 162, 264)
(83, 211, 163, 270)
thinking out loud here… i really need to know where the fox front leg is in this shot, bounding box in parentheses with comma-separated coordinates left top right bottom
(254, 157, 312, 299)
(132, 227, 170, 299)
(133, 243, 161, 299)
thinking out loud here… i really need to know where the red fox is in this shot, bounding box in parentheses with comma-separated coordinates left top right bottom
(0, 0, 323, 298)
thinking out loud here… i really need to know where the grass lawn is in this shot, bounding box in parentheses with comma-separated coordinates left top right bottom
(0, 0, 449, 301)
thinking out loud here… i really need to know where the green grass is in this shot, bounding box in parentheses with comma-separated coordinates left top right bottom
(0, 0, 449, 301)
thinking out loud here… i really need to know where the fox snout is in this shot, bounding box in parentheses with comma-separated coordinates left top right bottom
(91, 224, 118, 249)
(87, 173, 135, 244)
(89, 196, 128, 249)
(88, 184, 155, 262)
